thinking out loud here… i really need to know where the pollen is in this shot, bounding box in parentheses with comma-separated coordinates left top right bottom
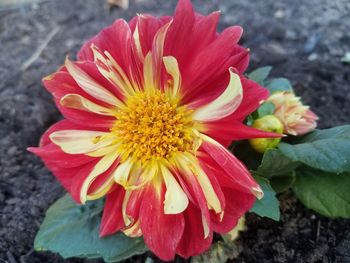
(112, 90, 195, 164)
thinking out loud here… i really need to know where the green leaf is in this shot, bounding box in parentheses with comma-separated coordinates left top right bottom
(270, 171, 296, 193)
(246, 114, 254, 126)
(256, 149, 299, 178)
(279, 140, 350, 174)
(34, 194, 147, 262)
(250, 176, 280, 221)
(257, 102, 275, 118)
(265, 78, 293, 93)
(293, 169, 350, 218)
(297, 125, 350, 143)
(247, 66, 272, 85)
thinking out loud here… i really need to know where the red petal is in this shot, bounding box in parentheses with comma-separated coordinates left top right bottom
(50, 160, 99, 203)
(43, 65, 116, 129)
(28, 143, 93, 168)
(176, 203, 213, 258)
(100, 187, 126, 237)
(56, 104, 114, 130)
(201, 139, 262, 198)
(175, 170, 212, 239)
(139, 184, 184, 261)
(77, 19, 131, 65)
(203, 119, 282, 147)
(126, 188, 144, 221)
(181, 26, 243, 103)
(77, 19, 142, 88)
(136, 14, 170, 56)
(87, 158, 120, 195)
(234, 77, 269, 121)
(164, 0, 195, 65)
(36, 119, 102, 147)
(28, 120, 117, 203)
(211, 187, 255, 233)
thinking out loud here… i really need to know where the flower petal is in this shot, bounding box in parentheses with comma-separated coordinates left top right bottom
(181, 26, 243, 102)
(60, 94, 117, 116)
(202, 119, 282, 147)
(143, 52, 155, 92)
(100, 187, 126, 237)
(87, 157, 121, 201)
(113, 158, 133, 187)
(192, 69, 242, 122)
(191, 162, 222, 214)
(176, 202, 213, 259)
(234, 77, 269, 121)
(139, 183, 185, 261)
(163, 56, 181, 97)
(80, 150, 120, 203)
(65, 58, 123, 107)
(49, 130, 114, 154)
(161, 165, 188, 214)
(173, 155, 212, 238)
(200, 134, 263, 199)
(211, 187, 255, 234)
(91, 44, 136, 96)
(151, 21, 172, 85)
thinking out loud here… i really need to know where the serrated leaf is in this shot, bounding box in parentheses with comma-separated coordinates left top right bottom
(270, 171, 296, 193)
(256, 149, 299, 178)
(250, 176, 280, 221)
(247, 66, 272, 85)
(34, 194, 147, 262)
(297, 125, 350, 143)
(265, 78, 293, 93)
(279, 140, 350, 174)
(293, 169, 350, 218)
(257, 102, 275, 118)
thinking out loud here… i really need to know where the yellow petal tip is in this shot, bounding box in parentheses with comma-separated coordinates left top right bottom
(251, 186, 264, 200)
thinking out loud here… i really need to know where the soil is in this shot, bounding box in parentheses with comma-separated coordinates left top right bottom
(0, 0, 349, 262)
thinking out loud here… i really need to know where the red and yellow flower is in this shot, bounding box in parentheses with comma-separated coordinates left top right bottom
(29, 0, 280, 260)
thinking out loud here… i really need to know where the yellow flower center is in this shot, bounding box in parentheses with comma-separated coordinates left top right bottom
(112, 90, 195, 164)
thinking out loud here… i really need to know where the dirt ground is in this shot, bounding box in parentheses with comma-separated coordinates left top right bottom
(0, 0, 349, 262)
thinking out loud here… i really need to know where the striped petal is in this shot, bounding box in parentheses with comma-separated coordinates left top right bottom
(60, 94, 117, 116)
(192, 163, 222, 214)
(151, 21, 172, 83)
(192, 69, 242, 122)
(91, 44, 136, 96)
(49, 130, 115, 154)
(80, 150, 120, 203)
(200, 134, 263, 199)
(65, 58, 123, 107)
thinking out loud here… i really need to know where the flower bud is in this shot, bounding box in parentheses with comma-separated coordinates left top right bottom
(267, 91, 318, 136)
(249, 115, 284, 153)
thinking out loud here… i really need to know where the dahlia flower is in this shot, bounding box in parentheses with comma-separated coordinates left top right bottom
(29, 0, 279, 260)
(268, 91, 318, 136)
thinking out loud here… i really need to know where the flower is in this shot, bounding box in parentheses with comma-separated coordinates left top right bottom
(29, 0, 280, 260)
(268, 91, 318, 136)
(249, 115, 284, 153)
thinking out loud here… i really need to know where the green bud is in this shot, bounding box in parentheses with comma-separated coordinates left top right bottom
(249, 115, 283, 153)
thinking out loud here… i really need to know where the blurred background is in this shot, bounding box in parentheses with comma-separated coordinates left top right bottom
(0, 0, 349, 262)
